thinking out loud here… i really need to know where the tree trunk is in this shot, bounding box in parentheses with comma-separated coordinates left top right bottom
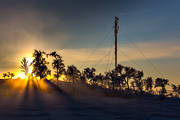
(126, 78, 129, 89)
(72, 76, 75, 95)
(56, 68, 59, 81)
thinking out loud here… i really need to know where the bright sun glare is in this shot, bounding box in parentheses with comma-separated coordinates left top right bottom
(13, 56, 65, 80)
(26, 57, 33, 66)
(14, 57, 34, 79)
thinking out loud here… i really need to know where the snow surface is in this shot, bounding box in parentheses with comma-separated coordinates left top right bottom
(0, 79, 180, 120)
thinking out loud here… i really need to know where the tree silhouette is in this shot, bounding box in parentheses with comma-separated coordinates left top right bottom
(20, 57, 29, 76)
(66, 65, 80, 84)
(3, 72, 15, 79)
(92, 73, 104, 85)
(49, 51, 65, 80)
(31, 50, 50, 79)
(96, 73, 104, 85)
(155, 78, 169, 95)
(171, 84, 180, 97)
(124, 67, 136, 89)
(80, 73, 86, 84)
(110, 70, 118, 90)
(104, 71, 112, 88)
(115, 64, 124, 75)
(9, 72, 15, 79)
(105, 70, 117, 90)
(134, 71, 144, 93)
(144, 77, 153, 94)
(3, 73, 8, 79)
(130, 81, 136, 90)
(83, 67, 96, 84)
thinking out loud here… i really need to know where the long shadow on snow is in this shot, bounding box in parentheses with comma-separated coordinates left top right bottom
(44, 79, 109, 116)
(16, 79, 50, 118)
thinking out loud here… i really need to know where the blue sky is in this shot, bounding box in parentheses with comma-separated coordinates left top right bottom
(0, 0, 179, 84)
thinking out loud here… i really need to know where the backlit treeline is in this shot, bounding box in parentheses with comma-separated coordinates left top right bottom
(2, 72, 14, 79)
(2, 49, 180, 98)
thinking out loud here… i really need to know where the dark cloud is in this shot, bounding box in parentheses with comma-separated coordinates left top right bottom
(0, 0, 143, 49)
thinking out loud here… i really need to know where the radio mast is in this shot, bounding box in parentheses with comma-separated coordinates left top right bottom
(114, 16, 119, 68)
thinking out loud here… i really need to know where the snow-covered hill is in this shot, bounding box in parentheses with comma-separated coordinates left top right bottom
(0, 79, 179, 120)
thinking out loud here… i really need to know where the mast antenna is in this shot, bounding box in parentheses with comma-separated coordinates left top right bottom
(114, 16, 119, 68)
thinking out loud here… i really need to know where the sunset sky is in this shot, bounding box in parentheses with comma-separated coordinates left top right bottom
(0, 0, 179, 84)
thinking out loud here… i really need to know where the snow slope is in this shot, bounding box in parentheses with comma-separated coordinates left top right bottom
(0, 79, 179, 120)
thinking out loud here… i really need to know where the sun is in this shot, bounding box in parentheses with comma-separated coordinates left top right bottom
(27, 57, 34, 75)
(26, 57, 33, 66)
(14, 56, 34, 79)
(28, 66, 33, 74)
(14, 72, 27, 79)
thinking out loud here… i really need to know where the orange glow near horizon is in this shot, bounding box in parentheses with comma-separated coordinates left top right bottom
(46, 74, 66, 81)
(59, 74, 66, 81)
(4, 78, 49, 96)
(11, 55, 66, 82)
(14, 72, 27, 79)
